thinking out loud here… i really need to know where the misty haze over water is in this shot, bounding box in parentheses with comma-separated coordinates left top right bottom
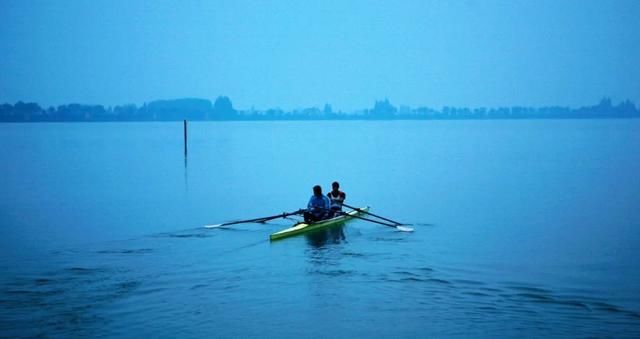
(2, 0, 640, 337)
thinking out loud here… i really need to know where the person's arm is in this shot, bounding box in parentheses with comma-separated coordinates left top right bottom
(307, 197, 313, 210)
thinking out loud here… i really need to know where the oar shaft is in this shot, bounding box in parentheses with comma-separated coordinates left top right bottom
(209, 209, 304, 228)
(342, 203, 404, 225)
(339, 212, 399, 229)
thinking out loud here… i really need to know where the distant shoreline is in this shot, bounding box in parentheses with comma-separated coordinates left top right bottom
(2, 97, 638, 122)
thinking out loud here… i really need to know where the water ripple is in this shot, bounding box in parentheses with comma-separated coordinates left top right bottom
(96, 248, 153, 254)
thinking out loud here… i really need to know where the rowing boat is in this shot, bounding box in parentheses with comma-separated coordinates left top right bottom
(269, 206, 369, 241)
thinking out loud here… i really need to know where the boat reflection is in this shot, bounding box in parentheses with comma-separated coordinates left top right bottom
(304, 222, 347, 248)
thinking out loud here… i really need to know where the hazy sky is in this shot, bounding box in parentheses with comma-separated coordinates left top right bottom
(1, 0, 639, 111)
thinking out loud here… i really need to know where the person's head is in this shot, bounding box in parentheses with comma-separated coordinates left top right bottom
(332, 181, 340, 191)
(313, 185, 322, 196)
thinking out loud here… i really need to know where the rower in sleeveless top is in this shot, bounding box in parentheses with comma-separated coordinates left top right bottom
(327, 181, 346, 218)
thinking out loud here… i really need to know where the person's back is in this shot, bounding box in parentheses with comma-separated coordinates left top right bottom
(305, 185, 331, 222)
(327, 181, 346, 218)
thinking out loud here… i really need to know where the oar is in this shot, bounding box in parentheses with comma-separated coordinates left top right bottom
(205, 209, 305, 228)
(342, 203, 409, 226)
(339, 212, 414, 232)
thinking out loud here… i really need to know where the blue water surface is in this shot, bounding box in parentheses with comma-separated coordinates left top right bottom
(1, 120, 639, 337)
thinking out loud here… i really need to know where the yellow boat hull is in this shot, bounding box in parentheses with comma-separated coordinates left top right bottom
(269, 206, 369, 241)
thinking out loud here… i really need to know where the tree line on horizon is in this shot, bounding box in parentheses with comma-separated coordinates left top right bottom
(0, 96, 638, 122)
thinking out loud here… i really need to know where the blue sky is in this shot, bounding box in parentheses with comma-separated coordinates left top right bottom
(1, 0, 639, 111)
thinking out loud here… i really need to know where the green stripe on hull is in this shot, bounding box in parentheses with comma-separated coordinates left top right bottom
(269, 206, 369, 241)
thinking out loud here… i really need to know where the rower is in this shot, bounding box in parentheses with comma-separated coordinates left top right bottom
(327, 181, 346, 218)
(305, 185, 331, 222)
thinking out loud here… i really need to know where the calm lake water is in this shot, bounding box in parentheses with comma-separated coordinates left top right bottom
(1, 120, 639, 337)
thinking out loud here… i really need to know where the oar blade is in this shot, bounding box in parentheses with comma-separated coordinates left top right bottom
(204, 223, 225, 229)
(396, 225, 414, 232)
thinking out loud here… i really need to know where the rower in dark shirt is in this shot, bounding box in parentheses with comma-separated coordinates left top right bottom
(305, 185, 331, 222)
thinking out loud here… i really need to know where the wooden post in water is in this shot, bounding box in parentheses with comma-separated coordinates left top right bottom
(183, 120, 188, 157)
